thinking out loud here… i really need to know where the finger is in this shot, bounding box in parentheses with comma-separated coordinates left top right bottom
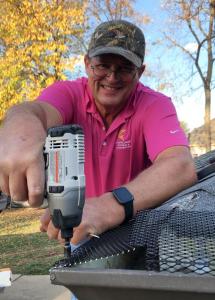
(58, 231, 65, 244)
(71, 225, 90, 245)
(9, 171, 28, 202)
(0, 174, 10, 196)
(40, 208, 50, 232)
(47, 219, 60, 240)
(26, 160, 45, 207)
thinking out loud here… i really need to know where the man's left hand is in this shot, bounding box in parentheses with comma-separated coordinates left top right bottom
(40, 192, 125, 245)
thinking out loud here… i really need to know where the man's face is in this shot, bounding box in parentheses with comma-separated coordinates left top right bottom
(85, 54, 145, 113)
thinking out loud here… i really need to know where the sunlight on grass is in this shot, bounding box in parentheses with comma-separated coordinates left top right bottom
(0, 208, 63, 275)
(0, 208, 42, 235)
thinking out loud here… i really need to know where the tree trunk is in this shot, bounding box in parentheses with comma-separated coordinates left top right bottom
(204, 85, 211, 152)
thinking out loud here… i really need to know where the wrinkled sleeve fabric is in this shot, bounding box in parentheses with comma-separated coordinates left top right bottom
(143, 95, 188, 162)
(37, 81, 76, 124)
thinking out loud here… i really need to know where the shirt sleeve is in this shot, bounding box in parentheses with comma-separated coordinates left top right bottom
(143, 96, 189, 161)
(37, 81, 75, 124)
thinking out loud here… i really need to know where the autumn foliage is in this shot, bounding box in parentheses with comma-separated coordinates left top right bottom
(0, 0, 86, 120)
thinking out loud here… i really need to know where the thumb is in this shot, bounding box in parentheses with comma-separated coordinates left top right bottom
(70, 226, 90, 245)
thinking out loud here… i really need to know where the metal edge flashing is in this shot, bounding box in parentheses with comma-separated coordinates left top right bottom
(50, 268, 215, 300)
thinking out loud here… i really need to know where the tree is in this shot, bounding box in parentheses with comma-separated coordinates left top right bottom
(82, 0, 150, 51)
(0, 0, 86, 120)
(87, 0, 150, 23)
(180, 120, 190, 136)
(162, 0, 215, 151)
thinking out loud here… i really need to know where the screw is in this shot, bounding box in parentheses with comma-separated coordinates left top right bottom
(50, 273, 56, 281)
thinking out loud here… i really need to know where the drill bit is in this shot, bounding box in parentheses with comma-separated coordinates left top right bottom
(63, 234, 100, 258)
(64, 237, 72, 259)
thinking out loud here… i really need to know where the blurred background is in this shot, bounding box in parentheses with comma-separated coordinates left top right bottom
(0, 0, 214, 157)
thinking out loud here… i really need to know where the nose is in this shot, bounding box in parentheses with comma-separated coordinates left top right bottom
(106, 69, 120, 81)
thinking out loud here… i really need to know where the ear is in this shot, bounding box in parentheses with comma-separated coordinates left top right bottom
(84, 55, 91, 76)
(137, 64, 146, 79)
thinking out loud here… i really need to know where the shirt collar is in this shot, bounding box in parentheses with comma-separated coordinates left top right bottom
(84, 78, 97, 114)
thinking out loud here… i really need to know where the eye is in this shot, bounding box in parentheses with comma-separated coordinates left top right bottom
(121, 66, 135, 73)
(96, 64, 110, 70)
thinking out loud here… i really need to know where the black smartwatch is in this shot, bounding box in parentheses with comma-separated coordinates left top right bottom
(112, 187, 134, 223)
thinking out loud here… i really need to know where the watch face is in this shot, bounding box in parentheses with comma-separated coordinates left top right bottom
(113, 187, 133, 204)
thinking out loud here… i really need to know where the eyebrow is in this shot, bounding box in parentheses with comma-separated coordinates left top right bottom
(93, 59, 134, 68)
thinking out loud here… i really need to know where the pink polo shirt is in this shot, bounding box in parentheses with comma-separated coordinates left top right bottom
(37, 77, 188, 197)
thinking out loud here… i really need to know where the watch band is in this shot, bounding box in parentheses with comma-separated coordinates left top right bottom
(112, 187, 134, 223)
(123, 197, 133, 222)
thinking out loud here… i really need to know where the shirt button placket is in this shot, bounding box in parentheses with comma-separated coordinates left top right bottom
(100, 123, 108, 155)
(100, 138, 108, 156)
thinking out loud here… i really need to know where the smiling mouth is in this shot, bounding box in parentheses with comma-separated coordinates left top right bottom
(101, 84, 122, 91)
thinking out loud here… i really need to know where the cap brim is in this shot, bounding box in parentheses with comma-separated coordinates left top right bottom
(88, 46, 142, 68)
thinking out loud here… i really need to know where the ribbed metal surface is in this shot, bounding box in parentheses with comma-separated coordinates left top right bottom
(194, 149, 215, 170)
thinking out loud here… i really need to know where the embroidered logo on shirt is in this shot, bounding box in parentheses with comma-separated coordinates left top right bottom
(118, 129, 126, 141)
(115, 128, 131, 149)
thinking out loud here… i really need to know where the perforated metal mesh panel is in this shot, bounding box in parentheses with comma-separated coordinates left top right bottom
(131, 210, 215, 275)
(54, 208, 215, 275)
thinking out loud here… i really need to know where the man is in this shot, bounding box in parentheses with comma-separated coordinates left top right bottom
(0, 20, 197, 245)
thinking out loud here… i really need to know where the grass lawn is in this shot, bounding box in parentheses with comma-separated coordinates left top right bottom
(0, 208, 63, 275)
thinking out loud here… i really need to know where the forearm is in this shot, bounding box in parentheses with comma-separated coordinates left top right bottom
(124, 147, 197, 214)
(98, 146, 197, 230)
(3, 101, 62, 130)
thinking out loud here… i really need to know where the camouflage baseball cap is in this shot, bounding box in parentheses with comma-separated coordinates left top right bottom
(88, 20, 145, 67)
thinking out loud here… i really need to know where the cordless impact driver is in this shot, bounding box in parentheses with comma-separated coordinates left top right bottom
(44, 124, 85, 258)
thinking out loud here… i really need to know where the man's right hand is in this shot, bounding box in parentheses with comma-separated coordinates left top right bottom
(0, 102, 62, 207)
(0, 112, 46, 206)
